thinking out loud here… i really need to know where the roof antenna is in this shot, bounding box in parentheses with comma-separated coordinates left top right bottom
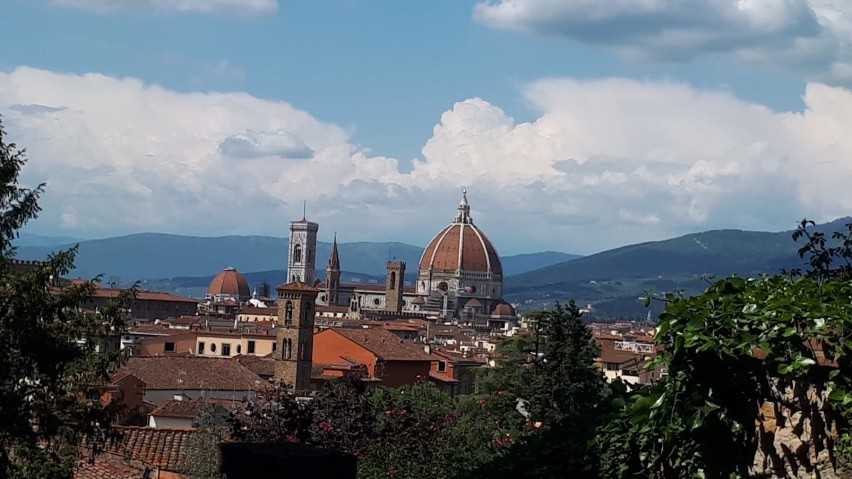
(302, 200, 306, 221)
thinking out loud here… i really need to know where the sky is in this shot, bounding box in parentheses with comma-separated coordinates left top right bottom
(1, 0, 851, 255)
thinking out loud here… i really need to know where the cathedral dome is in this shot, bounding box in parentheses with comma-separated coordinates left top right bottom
(419, 191, 503, 276)
(208, 267, 251, 299)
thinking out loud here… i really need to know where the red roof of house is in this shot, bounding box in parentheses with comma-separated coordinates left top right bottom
(119, 356, 268, 391)
(107, 426, 194, 471)
(74, 459, 146, 479)
(238, 306, 278, 316)
(149, 399, 210, 419)
(326, 328, 433, 362)
(91, 287, 199, 303)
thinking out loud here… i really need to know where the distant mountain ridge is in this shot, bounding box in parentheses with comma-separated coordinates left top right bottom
(14, 233, 579, 283)
(505, 217, 852, 318)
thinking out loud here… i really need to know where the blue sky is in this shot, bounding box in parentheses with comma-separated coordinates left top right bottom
(1, 0, 851, 254)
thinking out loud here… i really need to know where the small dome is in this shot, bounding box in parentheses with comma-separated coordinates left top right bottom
(208, 267, 251, 300)
(492, 302, 515, 317)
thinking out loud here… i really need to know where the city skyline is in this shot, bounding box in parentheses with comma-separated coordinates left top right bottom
(2, 0, 851, 255)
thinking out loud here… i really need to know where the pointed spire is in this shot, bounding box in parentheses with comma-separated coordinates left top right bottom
(327, 233, 340, 271)
(454, 188, 472, 224)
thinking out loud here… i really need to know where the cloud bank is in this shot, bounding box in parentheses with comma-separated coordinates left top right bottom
(474, 0, 852, 84)
(2, 66, 852, 254)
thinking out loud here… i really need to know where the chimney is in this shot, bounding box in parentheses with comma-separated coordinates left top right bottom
(424, 344, 431, 354)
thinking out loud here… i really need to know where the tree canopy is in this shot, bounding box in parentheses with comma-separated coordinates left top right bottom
(0, 118, 129, 478)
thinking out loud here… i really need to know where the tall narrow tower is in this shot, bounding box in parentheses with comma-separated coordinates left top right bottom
(325, 234, 341, 306)
(287, 217, 319, 284)
(385, 261, 406, 313)
(274, 282, 320, 394)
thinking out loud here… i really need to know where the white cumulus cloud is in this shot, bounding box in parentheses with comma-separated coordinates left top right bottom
(48, 0, 277, 15)
(474, 0, 852, 84)
(3, 66, 852, 254)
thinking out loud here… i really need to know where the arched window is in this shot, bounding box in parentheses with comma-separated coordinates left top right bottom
(285, 301, 293, 325)
(285, 338, 292, 359)
(293, 244, 302, 263)
(389, 271, 396, 289)
(304, 302, 312, 321)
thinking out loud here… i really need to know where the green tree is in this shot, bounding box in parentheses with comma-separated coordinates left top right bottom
(475, 301, 606, 478)
(597, 220, 852, 478)
(0, 118, 128, 478)
(181, 404, 233, 479)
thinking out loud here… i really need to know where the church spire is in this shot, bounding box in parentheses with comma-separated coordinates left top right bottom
(328, 233, 340, 271)
(454, 188, 472, 224)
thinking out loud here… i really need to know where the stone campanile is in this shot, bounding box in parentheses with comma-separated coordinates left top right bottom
(274, 282, 320, 394)
(385, 261, 406, 313)
(287, 216, 319, 285)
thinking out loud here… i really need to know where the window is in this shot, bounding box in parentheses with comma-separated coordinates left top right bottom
(248, 340, 256, 354)
(285, 301, 293, 325)
(272, 342, 277, 351)
(164, 342, 175, 353)
(437, 361, 447, 373)
(389, 271, 396, 289)
(198, 342, 205, 355)
(222, 343, 231, 356)
(210, 343, 217, 353)
(293, 244, 302, 263)
(606, 363, 620, 371)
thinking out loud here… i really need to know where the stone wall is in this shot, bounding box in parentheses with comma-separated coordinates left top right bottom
(752, 381, 851, 478)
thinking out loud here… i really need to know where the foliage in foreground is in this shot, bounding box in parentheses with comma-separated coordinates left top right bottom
(0, 118, 130, 478)
(597, 220, 852, 478)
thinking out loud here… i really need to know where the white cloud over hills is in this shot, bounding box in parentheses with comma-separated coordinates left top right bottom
(48, 0, 277, 15)
(474, 0, 852, 84)
(2, 66, 852, 254)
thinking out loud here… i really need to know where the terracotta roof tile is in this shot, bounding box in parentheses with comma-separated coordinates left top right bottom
(108, 426, 194, 471)
(90, 287, 199, 303)
(276, 282, 320, 293)
(149, 399, 210, 419)
(74, 459, 145, 479)
(238, 306, 278, 316)
(235, 355, 277, 378)
(329, 328, 433, 361)
(119, 356, 268, 391)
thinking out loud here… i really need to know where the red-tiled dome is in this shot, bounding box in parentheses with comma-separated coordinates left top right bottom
(492, 302, 515, 317)
(419, 192, 502, 275)
(208, 267, 250, 299)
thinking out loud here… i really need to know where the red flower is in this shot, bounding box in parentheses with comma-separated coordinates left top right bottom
(388, 468, 400, 476)
(478, 399, 486, 405)
(319, 421, 334, 432)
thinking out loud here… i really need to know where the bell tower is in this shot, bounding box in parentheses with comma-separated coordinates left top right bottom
(385, 261, 406, 313)
(287, 214, 319, 285)
(274, 282, 320, 394)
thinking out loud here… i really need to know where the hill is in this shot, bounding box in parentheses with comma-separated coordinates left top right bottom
(14, 233, 577, 283)
(505, 218, 852, 318)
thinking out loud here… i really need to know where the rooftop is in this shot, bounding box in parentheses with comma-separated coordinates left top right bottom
(119, 356, 268, 391)
(327, 327, 433, 362)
